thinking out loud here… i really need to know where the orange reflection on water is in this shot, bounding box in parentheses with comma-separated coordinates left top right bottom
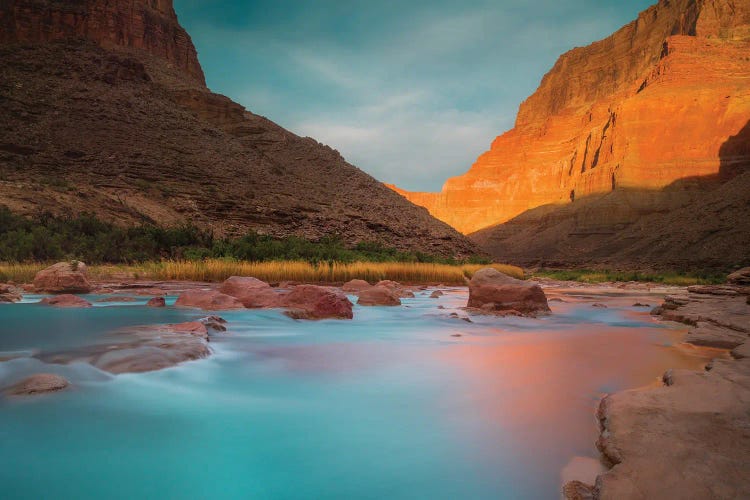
(434, 320, 719, 486)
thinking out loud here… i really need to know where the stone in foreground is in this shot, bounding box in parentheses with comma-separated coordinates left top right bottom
(5, 373, 69, 396)
(283, 285, 353, 320)
(357, 286, 401, 306)
(595, 358, 750, 499)
(39, 294, 92, 308)
(174, 289, 244, 310)
(467, 268, 550, 316)
(33, 261, 93, 294)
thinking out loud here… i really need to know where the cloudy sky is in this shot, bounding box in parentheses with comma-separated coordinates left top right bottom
(176, 0, 654, 191)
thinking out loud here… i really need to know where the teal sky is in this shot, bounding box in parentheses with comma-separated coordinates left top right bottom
(175, 0, 655, 191)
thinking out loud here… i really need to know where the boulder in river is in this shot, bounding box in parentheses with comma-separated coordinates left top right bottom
(467, 268, 550, 316)
(146, 296, 166, 307)
(218, 276, 284, 308)
(33, 261, 92, 294)
(174, 289, 244, 310)
(39, 294, 92, 308)
(283, 285, 353, 320)
(357, 286, 401, 306)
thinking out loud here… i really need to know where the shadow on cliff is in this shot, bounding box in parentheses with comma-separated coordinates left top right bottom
(719, 119, 750, 179)
(469, 120, 750, 271)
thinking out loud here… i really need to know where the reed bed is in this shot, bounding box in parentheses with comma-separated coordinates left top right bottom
(0, 263, 46, 283)
(0, 260, 525, 285)
(140, 260, 526, 284)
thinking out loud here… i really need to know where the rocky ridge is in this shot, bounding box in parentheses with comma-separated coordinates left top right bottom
(391, 0, 750, 267)
(0, 0, 477, 259)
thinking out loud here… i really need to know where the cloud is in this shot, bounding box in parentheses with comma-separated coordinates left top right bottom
(179, 0, 655, 192)
(294, 93, 505, 191)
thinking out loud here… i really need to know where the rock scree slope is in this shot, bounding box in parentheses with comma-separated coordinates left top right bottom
(0, 0, 477, 259)
(391, 0, 750, 268)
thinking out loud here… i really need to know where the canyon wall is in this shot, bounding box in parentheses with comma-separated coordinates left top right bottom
(0, 0, 205, 84)
(393, 0, 750, 235)
(0, 0, 479, 258)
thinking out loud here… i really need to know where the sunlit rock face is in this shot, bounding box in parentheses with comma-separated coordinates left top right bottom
(0, 0, 205, 85)
(392, 0, 750, 235)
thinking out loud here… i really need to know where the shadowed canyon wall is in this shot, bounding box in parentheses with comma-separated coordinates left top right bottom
(0, 0, 479, 258)
(392, 0, 750, 236)
(0, 0, 205, 84)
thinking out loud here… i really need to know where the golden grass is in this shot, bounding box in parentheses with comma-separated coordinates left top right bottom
(0, 260, 525, 285)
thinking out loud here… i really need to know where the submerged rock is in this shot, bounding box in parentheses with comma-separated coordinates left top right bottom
(33, 261, 92, 294)
(357, 286, 401, 306)
(39, 321, 214, 374)
(146, 296, 166, 307)
(467, 268, 550, 316)
(342, 279, 372, 293)
(39, 294, 92, 308)
(283, 285, 353, 320)
(217, 276, 284, 308)
(174, 289, 244, 310)
(5, 373, 69, 396)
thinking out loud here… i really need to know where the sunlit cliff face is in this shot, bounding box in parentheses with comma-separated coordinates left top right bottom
(392, 0, 750, 234)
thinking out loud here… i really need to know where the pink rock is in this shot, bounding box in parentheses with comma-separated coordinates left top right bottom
(283, 285, 353, 320)
(342, 279, 372, 292)
(357, 286, 401, 306)
(174, 289, 244, 310)
(467, 268, 550, 316)
(146, 296, 166, 307)
(217, 276, 283, 308)
(170, 321, 208, 339)
(33, 261, 92, 294)
(39, 294, 92, 308)
(375, 280, 415, 298)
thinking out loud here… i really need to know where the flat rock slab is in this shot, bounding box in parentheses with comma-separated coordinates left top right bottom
(39, 294, 92, 308)
(36, 321, 216, 374)
(595, 358, 750, 499)
(4, 373, 70, 396)
(591, 287, 750, 498)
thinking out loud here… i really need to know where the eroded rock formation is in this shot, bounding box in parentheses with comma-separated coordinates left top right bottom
(0, 0, 205, 84)
(391, 0, 750, 259)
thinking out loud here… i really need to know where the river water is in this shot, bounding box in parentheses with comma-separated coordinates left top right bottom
(0, 286, 714, 499)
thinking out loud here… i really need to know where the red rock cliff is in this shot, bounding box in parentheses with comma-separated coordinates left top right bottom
(392, 0, 750, 234)
(0, 0, 205, 84)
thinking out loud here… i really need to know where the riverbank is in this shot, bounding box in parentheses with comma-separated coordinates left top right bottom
(0, 260, 524, 286)
(567, 281, 750, 499)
